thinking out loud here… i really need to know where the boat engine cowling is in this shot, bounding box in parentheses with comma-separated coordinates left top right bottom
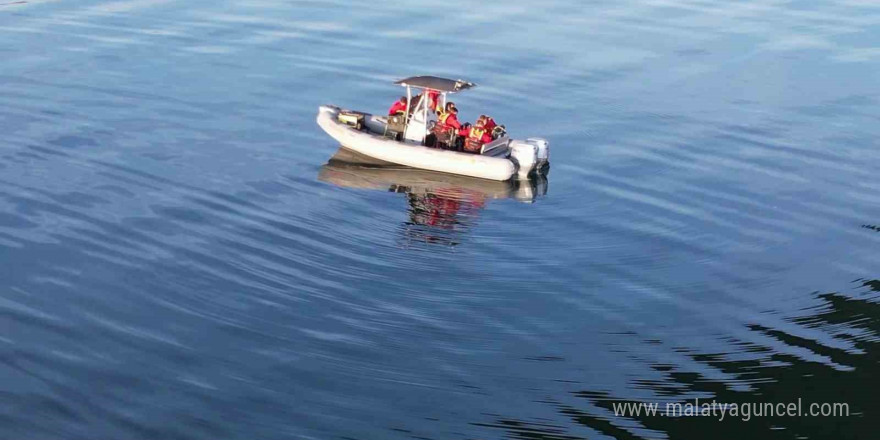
(509, 141, 537, 179)
(509, 138, 550, 179)
(528, 138, 550, 169)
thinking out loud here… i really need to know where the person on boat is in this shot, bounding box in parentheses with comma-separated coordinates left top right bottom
(427, 89, 441, 113)
(436, 102, 462, 130)
(457, 115, 484, 137)
(481, 114, 497, 133)
(460, 118, 493, 153)
(478, 114, 507, 139)
(429, 102, 462, 150)
(388, 96, 407, 116)
(406, 94, 418, 114)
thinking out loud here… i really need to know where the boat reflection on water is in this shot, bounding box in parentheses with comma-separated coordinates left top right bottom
(318, 148, 548, 246)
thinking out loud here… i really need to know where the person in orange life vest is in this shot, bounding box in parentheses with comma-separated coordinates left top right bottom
(458, 115, 487, 136)
(460, 118, 493, 153)
(388, 96, 407, 115)
(461, 114, 486, 135)
(436, 102, 462, 130)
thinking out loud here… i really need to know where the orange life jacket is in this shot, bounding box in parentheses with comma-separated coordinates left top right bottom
(432, 112, 454, 141)
(468, 127, 487, 140)
(464, 127, 488, 153)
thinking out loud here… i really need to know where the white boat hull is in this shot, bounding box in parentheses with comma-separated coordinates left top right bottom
(317, 105, 540, 181)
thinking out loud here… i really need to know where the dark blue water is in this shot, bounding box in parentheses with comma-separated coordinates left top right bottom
(2, 1, 879, 439)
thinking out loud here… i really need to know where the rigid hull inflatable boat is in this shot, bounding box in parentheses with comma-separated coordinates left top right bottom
(316, 76, 549, 181)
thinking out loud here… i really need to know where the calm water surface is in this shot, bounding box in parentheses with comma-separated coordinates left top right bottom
(1, 1, 879, 439)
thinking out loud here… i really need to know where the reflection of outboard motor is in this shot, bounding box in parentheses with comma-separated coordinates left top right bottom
(513, 173, 549, 203)
(508, 138, 550, 179)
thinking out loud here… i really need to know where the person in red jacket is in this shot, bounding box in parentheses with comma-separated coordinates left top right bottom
(462, 115, 486, 134)
(428, 102, 462, 149)
(388, 96, 407, 115)
(460, 118, 493, 153)
(436, 102, 462, 130)
(427, 89, 441, 113)
(481, 114, 497, 133)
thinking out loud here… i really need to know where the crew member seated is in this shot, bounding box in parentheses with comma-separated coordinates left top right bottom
(437, 102, 462, 130)
(481, 114, 497, 133)
(459, 118, 493, 153)
(388, 96, 407, 116)
(477, 114, 507, 139)
(429, 102, 462, 149)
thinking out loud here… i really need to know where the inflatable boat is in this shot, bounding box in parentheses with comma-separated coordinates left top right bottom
(316, 76, 549, 181)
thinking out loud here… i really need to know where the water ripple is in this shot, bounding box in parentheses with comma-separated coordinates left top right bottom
(1, 0, 879, 439)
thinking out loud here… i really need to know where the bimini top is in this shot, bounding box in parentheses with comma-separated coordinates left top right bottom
(394, 76, 475, 93)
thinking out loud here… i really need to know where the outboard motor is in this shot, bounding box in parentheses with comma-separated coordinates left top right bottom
(528, 138, 550, 170)
(509, 138, 550, 179)
(509, 140, 538, 179)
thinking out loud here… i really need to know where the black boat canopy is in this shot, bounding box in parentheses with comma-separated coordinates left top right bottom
(394, 76, 475, 93)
